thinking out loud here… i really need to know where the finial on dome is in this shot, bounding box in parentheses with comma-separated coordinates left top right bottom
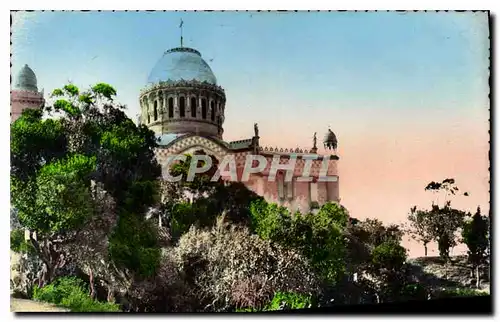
(179, 19, 184, 47)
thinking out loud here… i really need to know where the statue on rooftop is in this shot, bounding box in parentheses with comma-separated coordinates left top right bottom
(254, 123, 259, 137)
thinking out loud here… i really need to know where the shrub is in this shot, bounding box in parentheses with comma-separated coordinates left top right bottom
(33, 276, 120, 312)
(171, 215, 319, 312)
(10, 229, 36, 254)
(371, 241, 407, 271)
(249, 200, 349, 284)
(264, 292, 314, 311)
(236, 292, 314, 312)
(108, 212, 161, 278)
(432, 288, 489, 299)
(399, 283, 429, 301)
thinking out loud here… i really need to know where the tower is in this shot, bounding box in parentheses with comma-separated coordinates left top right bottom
(11, 64, 45, 122)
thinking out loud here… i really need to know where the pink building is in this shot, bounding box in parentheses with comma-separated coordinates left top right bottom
(11, 64, 44, 122)
(142, 46, 340, 213)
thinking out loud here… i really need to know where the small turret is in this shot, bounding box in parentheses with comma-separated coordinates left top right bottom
(323, 127, 338, 151)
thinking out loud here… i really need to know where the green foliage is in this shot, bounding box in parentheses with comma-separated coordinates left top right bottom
(250, 200, 349, 283)
(33, 277, 120, 312)
(108, 212, 161, 278)
(432, 288, 489, 298)
(10, 229, 35, 254)
(399, 283, 429, 301)
(407, 206, 433, 256)
(91, 83, 117, 100)
(236, 292, 314, 312)
(264, 292, 313, 311)
(462, 206, 489, 267)
(11, 82, 162, 278)
(371, 241, 407, 271)
(416, 179, 468, 260)
(53, 99, 81, 117)
(31, 155, 96, 233)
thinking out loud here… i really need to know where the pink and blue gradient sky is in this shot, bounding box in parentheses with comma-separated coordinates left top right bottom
(11, 11, 490, 257)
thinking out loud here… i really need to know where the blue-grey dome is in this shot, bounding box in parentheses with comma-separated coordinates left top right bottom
(156, 133, 186, 146)
(147, 47, 217, 85)
(15, 64, 38, 92)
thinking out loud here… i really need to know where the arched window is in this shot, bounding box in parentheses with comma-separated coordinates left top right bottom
(179, 97, 185, 118)
(153, 101, 158, 121)
(285, 178, 294, 199)
(147, 113, 150, 124)
(210, 101, 215, 121)
(201, 98, 207, 119)
(168, 97, 174, 118)
(277, 171, 285, 200)
(190, 97, 197, 117)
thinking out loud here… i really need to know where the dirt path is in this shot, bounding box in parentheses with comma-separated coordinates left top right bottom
(10, 298, 69, 312)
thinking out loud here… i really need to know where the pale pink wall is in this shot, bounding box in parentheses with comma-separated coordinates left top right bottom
(10, 90, 44, 122)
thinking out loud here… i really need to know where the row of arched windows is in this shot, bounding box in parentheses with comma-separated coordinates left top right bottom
(146, 96, 222, 123)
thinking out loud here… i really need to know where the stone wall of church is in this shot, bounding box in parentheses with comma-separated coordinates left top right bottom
(234, 152, 340, 213)
(154, 138, 339, 213)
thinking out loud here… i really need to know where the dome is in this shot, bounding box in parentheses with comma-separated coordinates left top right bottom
(15, 64, 38, 92)
(147, 47, 217, 85)
(323, 129, 338, 150)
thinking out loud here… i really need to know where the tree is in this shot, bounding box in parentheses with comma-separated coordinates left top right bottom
(10, 83, 162, 294)
(159, 151, 262, 242)
(249, 200, 349, 284)
(410, 179, 468, 261)
(342, 218, 409, 303)
(406, 206, 433, 256)
(462, 206, 489, 288)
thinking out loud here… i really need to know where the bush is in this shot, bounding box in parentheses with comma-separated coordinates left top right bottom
(249, 200, 349, 284)
(33, 276, 120, 312)
(171, 215, 319, 312)
(10, 229, 36, 254)
(264, 292, 314, 311)
(432, 288, 489, 299)
(399, 283, 429, 301)
(236, 292, 314, 312)
(371, 241, 407, 271)
(108, 212, 161, 278)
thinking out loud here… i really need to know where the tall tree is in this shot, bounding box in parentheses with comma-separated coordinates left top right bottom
(406, 206, 433, 256)
(462, 206, 489, 288)
(11, 83, 162, 292)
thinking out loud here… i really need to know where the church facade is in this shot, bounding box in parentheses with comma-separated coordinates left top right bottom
(140, 46, 340, 213)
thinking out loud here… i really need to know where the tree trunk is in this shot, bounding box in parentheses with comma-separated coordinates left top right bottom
(424, 244, 428, 257)
(89, 268, 96, 300)
(476, 265, 480, 289)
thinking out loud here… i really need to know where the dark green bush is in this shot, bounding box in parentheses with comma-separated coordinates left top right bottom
(108, 212, 161, 278)
(10, 229, 36, 254)
(249, 200, 349, 284)
(371, 241, 407, 271)
(32, 276, 120, 312)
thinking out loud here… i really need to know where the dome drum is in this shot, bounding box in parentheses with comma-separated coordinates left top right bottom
(140, 81, 226, 138)
(141, 46, 226, 138)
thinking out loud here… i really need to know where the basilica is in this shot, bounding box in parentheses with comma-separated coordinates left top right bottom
(139, 45, 340, 213)
(11, 45, 340, 213)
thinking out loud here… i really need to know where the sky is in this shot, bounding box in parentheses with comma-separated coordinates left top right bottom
(11, 11, 490, 257)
